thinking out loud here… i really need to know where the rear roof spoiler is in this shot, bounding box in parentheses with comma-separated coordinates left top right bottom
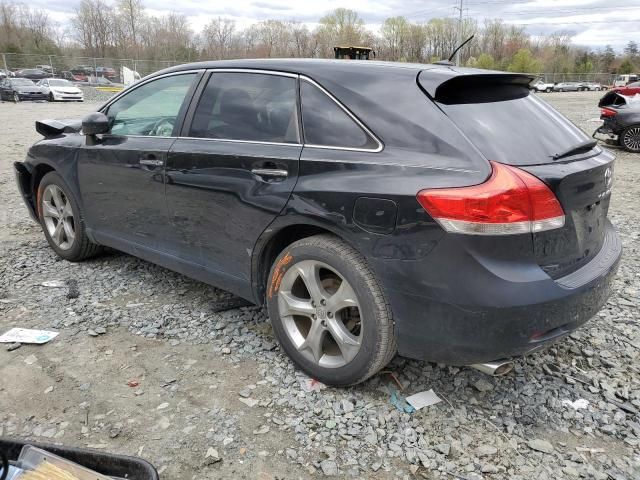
(418, 68, 535, 100)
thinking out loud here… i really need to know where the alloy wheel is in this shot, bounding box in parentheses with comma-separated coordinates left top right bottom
(41, 184, 76, 250)
(277, 260, 362, 368)
(623, 127, 640, 152)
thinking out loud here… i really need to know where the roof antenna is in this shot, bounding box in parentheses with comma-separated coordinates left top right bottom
(434, 34, 475, 66)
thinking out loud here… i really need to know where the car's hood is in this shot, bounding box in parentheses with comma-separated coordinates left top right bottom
(50, 87, 82, 94)
(35, 117, 83, 137)
(13, 85, 43, 92)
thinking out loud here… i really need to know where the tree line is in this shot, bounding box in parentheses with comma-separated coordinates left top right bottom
(1, 0, 639, 74)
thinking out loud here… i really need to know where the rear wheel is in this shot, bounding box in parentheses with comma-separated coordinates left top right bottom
(545, 87, 552, 93)
(620, 125, 640, 153)
(37, 172, 102, 261)
(266, 235, 396, 386)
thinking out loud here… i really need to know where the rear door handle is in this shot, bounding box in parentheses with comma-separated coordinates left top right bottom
(251, 168, 288, 179)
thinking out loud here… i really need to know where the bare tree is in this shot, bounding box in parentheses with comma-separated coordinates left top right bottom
(202, 17, 235, 59)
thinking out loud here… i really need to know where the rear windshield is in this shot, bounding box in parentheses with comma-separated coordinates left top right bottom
(430, 84, 591, 165)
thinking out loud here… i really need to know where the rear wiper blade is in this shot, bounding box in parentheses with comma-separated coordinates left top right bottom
(552, 139, 598, 160)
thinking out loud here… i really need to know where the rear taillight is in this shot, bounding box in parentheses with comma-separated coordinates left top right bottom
(417, 161, 565, 235)
(601, 107, 617, 117)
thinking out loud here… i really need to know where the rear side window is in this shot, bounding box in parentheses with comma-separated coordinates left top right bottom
(189, 72, 299, 143)
(428, 81, 591, 165)
(300, 81, 379, 150)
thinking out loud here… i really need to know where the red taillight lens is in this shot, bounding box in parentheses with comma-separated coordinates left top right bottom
(416, 161, 565, 235)
(601, 107, 617, 117)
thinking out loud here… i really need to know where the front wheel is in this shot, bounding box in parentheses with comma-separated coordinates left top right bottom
(37, 172, 103, 261)
(266, 235, 396, 386)
(620, 125, 640, 153)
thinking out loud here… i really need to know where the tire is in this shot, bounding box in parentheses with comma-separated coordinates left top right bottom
(48, 93, 54, 102)
(620, 125, 640, 153)
(266, 234, 396, 386)
(37, 171, 102, 261)
(546, 88, 552, 93)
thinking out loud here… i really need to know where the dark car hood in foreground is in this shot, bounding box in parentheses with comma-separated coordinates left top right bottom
(36, 118, 83, 137)
(13, 85, 44, 93)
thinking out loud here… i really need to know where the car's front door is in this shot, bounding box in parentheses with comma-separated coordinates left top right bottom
(77, 71, 201, 251)
(165, 71, 302, 288)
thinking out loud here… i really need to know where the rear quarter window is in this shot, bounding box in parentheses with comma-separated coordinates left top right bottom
(300, 80, 379, 150)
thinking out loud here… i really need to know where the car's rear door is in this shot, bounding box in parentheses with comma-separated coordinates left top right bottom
(77, 71, 201, 251)
(165, 70, 302, 289)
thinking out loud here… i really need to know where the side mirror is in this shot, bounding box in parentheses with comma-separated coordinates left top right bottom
(82, 112, 110, 135)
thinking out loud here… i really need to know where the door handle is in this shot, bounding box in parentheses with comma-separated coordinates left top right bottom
(251, 168, 288, 179)
(139, 154, 164, 167)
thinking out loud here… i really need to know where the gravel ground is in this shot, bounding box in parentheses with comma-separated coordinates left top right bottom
(1, 91, 639, 480)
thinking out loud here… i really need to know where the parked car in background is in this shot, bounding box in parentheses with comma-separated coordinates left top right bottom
(35, 64, 53, 74)
(611, 81, 640, 96)
(13, 68, 49, 80)
(595, 96, 640, 152)
(0, 77, 47, 101)
(531, 79, 554, 93)
(581, 82, 604, 91)
(13, 60, 621, 386)
(553, 82, 582, 92)
(96, 66, 117, 80)
(71, 65, 95, 75)
(37, 78, 84, 102)
(614, 74, 639, 87)
(85, 76, 114, 86)
(61, 71, 88, 82)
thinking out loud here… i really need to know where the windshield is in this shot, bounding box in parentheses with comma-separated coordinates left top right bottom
(11, 78, 35, 86)
(49, 79, 72, 86)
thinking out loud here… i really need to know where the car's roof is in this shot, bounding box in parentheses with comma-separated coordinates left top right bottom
(162, 58, 433, 74)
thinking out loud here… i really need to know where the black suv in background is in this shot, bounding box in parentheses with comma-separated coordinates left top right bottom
(14, 60, 621, 385)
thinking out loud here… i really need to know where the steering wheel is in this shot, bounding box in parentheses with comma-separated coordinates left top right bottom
(150, 118, 175, 137)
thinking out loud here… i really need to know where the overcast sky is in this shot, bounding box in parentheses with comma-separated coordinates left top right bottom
(36, 0, 640, 51)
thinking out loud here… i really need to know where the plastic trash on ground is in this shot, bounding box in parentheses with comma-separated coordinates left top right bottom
(0, 329, 58, 345)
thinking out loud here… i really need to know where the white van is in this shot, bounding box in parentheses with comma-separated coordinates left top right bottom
(614, 74, 639, 87)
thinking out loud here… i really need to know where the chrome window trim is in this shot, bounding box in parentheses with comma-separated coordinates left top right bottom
(299, 76, 384, 153)
(177, 136, 302, 147)
(206, 68, 298, 78)
(100, 69, 204, 113)
(97, 68, 384, 152)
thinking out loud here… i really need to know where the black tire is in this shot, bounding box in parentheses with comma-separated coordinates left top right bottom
(266, 234, 396, 386)
(48, 92, 54, 102)
(620, 125, 640, 153)
(546, 87, 552, 93)
(37, 171, 102, 261)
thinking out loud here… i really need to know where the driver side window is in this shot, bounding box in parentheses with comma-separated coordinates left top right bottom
(105, 73, 196, 137)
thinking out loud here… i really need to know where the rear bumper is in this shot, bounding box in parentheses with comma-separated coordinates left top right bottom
(375, 221, 622, 365)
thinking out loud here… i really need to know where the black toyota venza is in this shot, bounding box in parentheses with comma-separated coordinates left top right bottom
(15, 60, 621, 386)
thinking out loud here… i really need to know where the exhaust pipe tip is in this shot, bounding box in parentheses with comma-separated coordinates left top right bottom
(469, 359, 514, 376)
